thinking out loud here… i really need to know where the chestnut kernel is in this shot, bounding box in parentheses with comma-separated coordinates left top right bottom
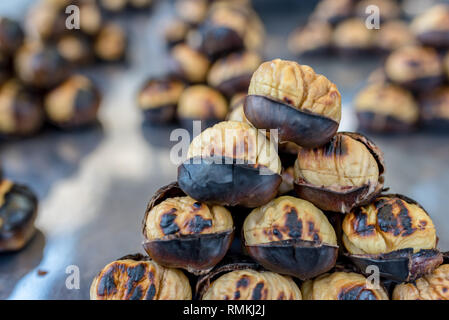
(169, 43, 210, 84)
(142, 182, 234, 275)
(293, 132, 385, 214)
(90, 253, 192, 300)
(94, 23, 127, 62)
(245, 59, 341, 148)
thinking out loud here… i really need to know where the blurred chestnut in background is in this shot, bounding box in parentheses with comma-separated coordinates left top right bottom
(99, 0, 128, 13)
(169, 43, 210, 84)
(354, 83, 419, 133)
(90, 253, 192, 300)
(0, 79, 44, 137)
(301, 272, 389, 300)
(177, 121, 282, 208)
(163, 19, 190, 48)
(25, 1, 67, 41)
(0, 17, 24, 56)
(137, 76, 185, 124)
(142, 183, 234, 274)
(419, 86, 449, 133)
(243, 196, 338, 280)
(411, 4, 449, 49)
(226, 93, 250, 123)
(311, 0, 354, 25)
(332, 18, 374, 56)
(44, 75, 101, 129)
(94, 23, 127, 62)
(207, 51, 261, 98)
(56, 34, 94, 66)
(174, 0, 208, 26)
(0, 180, 38, 252)
(343, 194, 443, 282)
(374, 20, 417, 53)
(293, 132, 385, 213)
(245, 59, 341, 148)
(288, 21, 332, 57)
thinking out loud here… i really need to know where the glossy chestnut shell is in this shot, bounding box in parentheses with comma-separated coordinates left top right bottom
(142, 182, 234, 275)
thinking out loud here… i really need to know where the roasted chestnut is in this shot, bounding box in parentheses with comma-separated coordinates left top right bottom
(288, 21, 332, 57)
(343, 194, 443, 282)
(79, 0, 103, 36)
(374, 20, 417, 53)
(355, 0, 401, 22)
(0, 180, 38, 252)
(207, 51, 261, 98)
(174, 0, 208, 25)
(128, 0, 154, 10)
(142, 182, 234, 274)
(0, 17, 24, 56)
(56, 34, 93, 66)
(0, 79, 44, 137)
(14, 41, 69, 89)
(243, 196, 338, 280)
(94, 23, 127, 62)
(169, 43, 210, 84)
(332, 18, 375, 55)
(354, 83, 419, 133)
(393, 264, 449, 300)
(293, 132, 385, 213)
(25, 1, 67, 41)
(90, 253, 192, 300)
(419, 86, 449, 132)
(226, 103, 249, 124)
(44, 75, 101, 129)
(311, 0, 354, 25)
(177, 121, 282, 208)
(177, 85, 228, 130)
(384, 46, 443, 91)
(411, 4, 449, 48)
(301, 272, 389, 300)
(137, 76, 185, 124)
(99, 0, 128, 13)
(245, 59, 341, 148)
(164, 19, 190, 47)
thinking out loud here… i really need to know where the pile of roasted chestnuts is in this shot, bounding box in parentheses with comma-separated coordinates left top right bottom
(92, 58, 449, 300)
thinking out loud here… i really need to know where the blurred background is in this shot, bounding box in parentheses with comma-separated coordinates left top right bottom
(0, 0, 448, 299)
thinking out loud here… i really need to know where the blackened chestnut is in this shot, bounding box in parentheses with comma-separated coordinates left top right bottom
(243, 196, 338, 280)
(385, 46, 444, 92)
(207, 51, 261, 98)
(169, 43, 210, 84)
(142, 182, 234, 274)
(288, 21, 332, 57)
(245, 59, 341, 148)
(419, 86, 449, 133)
(301, 272, 389, 300)
(293, 132, 385, 213)
(94, 23, 127, 62)
(0, 180, 38, 252)
(332, 18, 375, 55)
(90, 253, 192, 300)
(343, 194, 443, 282)
(177, 121, 282, 208)
(0, 17, 24, 55)
(411, 4, 449, 49)
(393, 264, 449, 300)
(44, 75, 101, 129)
(0, 79, 44, 137)
(354, 83, 419, 133)
(137, 76, 185, 124)
(311, 0, 354, 25)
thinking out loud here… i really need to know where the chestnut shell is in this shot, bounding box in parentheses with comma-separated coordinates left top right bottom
(293, 132, 385, 213)
(177, 156, 282, 208)
(142, 182, 234, 275)
(245, 239, 338, 280)
(244, 95, 339, 148)
(215, 74, 252, 99)
(197, 25, 244, 59)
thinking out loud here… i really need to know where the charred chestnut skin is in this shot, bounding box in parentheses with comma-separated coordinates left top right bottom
(293, 132, 385, 214)
(244, 95, 339, 148)
(142, 183, 234, 275)
(0, 181, 38, 252)
(178, 157, 282, 208)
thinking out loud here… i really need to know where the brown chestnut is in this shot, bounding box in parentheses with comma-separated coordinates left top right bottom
(164, 19, 190, 47)
(411, 4, 449, 48)
(302, 272, 389, 300)
(56, 34, 93, 66)
(245, 59, 341, 148)
(0, 179, 38, 252)
(288, 21, 332, 57)
(243, 196, 338, 280)
(90, 253, 192, 300)
(0, 17, 24, 56)
(332, 18, 375, 55)
(374, 20, 417, 53)
(354, 83, 419, 133)
(293, 132, 385, 214)
(419, 86, 449, 133)
(343, 194, 443, 282)
(174, 0, 208, 25)
(0, 79, 44, 137)
(142, 182, 234, 274)
(44, 75, 101, 129)
(169, 44, 210, 84)
(177, 121, 282, 208)
(99, 0, 128, 13)
(94, 23, 127, 62)
(393, 264, 449, 300)
(25, 1, 67, 41)
(137, 76, 185, 124)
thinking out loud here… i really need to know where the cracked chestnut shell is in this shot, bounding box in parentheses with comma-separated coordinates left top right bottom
(393, 264, 449, 300)
(197, 258, 302, 300)
(0, 180, 38, 252)
(245, 59, 341, 148)
(178, 121, 282, 208)
(0, 17, 24, 55)
(343, 194, 443, 282)
(142, 182, 234, 275)
(169, 44, 210, 84)
(0, 79, 44, 137)
(293, 132, 385, 214)
(243, 196, 338, 280)
(411, 4, 449, 48)
(137, 76, 185, 124)
(90, 253, 192, 300)
(354, 83, 419, 133)
(44, 75, 101, 129)
(302, 272, 389, 300)
(419, 86, 449, 133)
